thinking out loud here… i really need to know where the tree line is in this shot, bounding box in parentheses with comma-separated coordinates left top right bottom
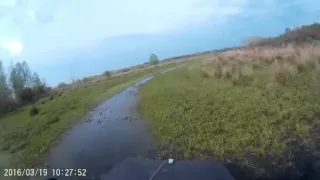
(245, 23, 320, 47)
(0, 60, 49, 115)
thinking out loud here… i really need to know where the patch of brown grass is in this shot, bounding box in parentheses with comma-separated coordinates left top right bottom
(199, 44, 320, 86)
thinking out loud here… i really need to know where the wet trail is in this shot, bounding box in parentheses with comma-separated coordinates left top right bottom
(41, 65, 184, 179)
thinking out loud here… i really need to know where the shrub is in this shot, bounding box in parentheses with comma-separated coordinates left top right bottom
(213, 64, 223, 79)
(232, 73, 253, 86)
(273, 71, 291, 85)
(29, 106, 39, 116)
(82, 77, 90, 82)
(231, 64, 254, 86)
(49, 94, 55, 100)
(222, 65, 233, 79)
(57, 82, 68, 89)
(200, 70, 210, 78)
(119, 68, 130, 73)
(271, 62, 295, 86)
(103, 71, 111, 78)
(18, 88, 34, 103)
(296, 61, 306, 72)
(0, 100, 19, 115)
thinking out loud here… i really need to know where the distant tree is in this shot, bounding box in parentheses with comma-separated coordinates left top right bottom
(31, 72, 42, 88)
(103, 70, 111, 79)
(0, 61, 15, 113)
(57, 82, 68, 89)
(9, 61, 32, 97)
(0, 61, 11, 96)
(0, 60, 49, 112)
(285, 28, 291, 33)
(41, 77, 47, 87)
(149, 53, 159, 66)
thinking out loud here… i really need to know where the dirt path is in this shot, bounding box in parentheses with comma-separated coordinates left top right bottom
(40, 76, 156, 179)
(32, 65, 184, 180)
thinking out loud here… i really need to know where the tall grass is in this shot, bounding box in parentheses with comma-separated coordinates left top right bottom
(198, 44, 320, 86)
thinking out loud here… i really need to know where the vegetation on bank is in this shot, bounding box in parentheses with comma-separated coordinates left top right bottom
(0, 61, 49, 115)
(0, 62, 180, 168)
(139, 44, 320, 178)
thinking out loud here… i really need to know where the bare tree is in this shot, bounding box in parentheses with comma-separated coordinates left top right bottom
(285, 28, 291, 33)
(31, 72, 42, 88)
(9, 61, 32, 100)
(0, 61, 12, 113)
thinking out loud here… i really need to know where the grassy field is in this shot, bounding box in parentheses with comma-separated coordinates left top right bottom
(0, 62, 181, 169)
(139, 45, 320, 178)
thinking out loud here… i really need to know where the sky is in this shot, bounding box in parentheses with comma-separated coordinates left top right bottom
(0, 0, 319, 86)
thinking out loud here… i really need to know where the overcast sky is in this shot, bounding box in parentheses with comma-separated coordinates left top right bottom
(0, 0, 319, 85)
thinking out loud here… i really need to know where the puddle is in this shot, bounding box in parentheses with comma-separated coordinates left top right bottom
(40, 65, 184, 179)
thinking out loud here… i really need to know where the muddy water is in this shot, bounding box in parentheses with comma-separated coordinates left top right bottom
(41, 77, 155, 179)
(41, 65, 184, 179)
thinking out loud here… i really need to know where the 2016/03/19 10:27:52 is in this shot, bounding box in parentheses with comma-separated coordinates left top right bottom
(3, 168, 87, 177)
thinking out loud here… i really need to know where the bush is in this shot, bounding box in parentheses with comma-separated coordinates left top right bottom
(16, 86, 51, 105)
(200, 70, 210, 78)
(82, 77, 90, 82)
(232, 73, 253, 86)
(119, 68, 130, 73)
(273, 69, 292, 86)
(222, 65, 233, 79)
(0, 100, 19, 115)
(214, 65, 223, 79)
(58, 91, 63, 97)
(18, 88, 34, 103)
(296, 61, 306, 72)
(103, 71, 111, 78)
(57, 82, 68, 89)
(29, 106, 39, 116)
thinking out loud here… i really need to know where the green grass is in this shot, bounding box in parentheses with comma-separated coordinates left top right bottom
(0, 62, 180, 169)
(138, 61, 320, 176)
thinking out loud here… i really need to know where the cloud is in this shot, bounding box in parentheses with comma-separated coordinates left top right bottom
(28, 11, 54, 23)
(0, 0, 319, 66)
(0, 0, 248, 59)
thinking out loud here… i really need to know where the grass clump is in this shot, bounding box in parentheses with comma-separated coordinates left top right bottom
(29, 106, 39, 116)
(139, 44, 320, 178)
